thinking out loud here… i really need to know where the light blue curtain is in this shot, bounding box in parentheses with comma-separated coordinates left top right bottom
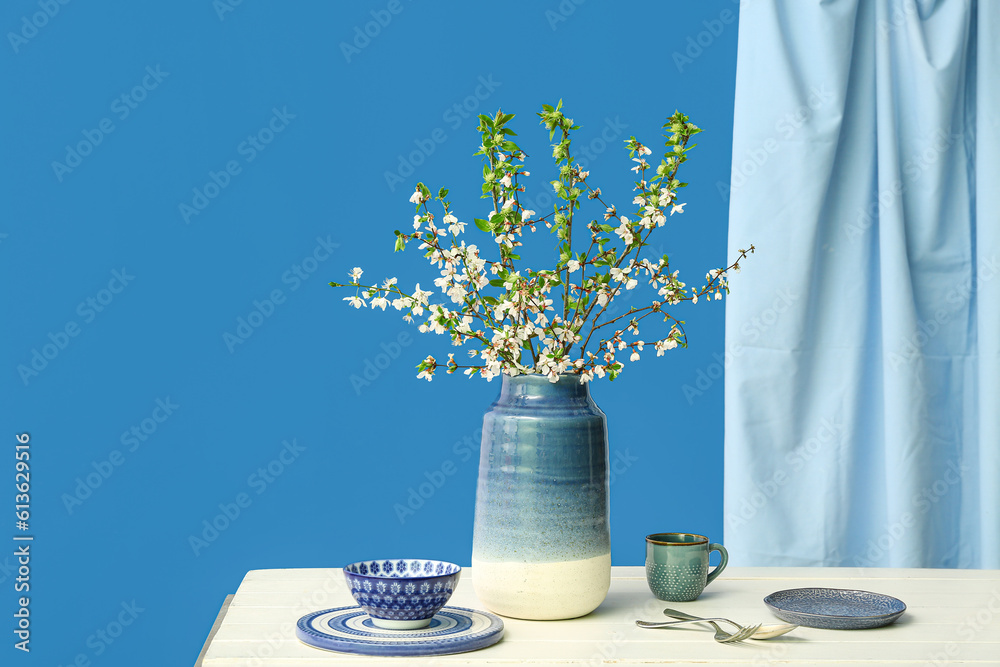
(724, 0, 999, 568)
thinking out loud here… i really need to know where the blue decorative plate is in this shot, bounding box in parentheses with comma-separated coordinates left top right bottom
(764, 588, 906, 629)
(296, 606, 504, 656)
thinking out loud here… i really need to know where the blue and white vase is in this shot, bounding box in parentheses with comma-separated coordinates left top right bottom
(471, 374, 611, 620)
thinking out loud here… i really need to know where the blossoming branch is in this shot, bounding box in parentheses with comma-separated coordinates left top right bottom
(330, 103, 753, 382)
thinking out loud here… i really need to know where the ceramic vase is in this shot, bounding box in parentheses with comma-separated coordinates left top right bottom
(471, 374, 611, 620)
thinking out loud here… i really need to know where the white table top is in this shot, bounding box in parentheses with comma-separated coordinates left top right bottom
(199, 566, 1000, 665)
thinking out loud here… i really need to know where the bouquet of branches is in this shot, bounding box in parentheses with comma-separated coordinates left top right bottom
(330, 102, 752, 382)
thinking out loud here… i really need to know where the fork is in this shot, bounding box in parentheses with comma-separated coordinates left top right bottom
(635, 618, 763, 643)
(663, 608, 799, 640)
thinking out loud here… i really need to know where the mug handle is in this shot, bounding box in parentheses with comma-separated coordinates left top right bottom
(705, 543, 729, 585)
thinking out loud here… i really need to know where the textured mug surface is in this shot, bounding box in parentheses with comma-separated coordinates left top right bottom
(472, 374, 611, 620)
(645, 533, 728, 602)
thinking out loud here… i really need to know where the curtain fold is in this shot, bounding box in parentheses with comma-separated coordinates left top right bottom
(724, 0, 998, 568)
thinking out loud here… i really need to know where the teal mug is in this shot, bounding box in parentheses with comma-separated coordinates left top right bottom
(645, 533, 729, 602)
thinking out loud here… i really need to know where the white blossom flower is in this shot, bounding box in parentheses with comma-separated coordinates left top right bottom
(343, 296, 365, 308)
(615, 217, 634, 245)
(370, 296, 389, 310)
(500, 173, 512, 188)
(443, 213, 465, 235)
(417, 356, 435, 381)
(409, 189, 423, 205)
(567, 259, 580, 273)
(521, 209, 535, 221)
(630, 351, 640, 362)
(349, 267, 363, 282)
(671, 202, 686, 215)
(447, 283, 468, 303)
(631, 157, 648, 173)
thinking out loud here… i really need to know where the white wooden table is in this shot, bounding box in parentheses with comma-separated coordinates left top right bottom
(198, 566, 1000, 665)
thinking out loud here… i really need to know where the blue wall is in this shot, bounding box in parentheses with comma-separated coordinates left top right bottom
(1, 1, 740, 663)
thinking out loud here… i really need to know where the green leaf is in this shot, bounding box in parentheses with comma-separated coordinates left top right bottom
(488, 279, 505, 288)
(438, 187, 449, 199)
(474, 218, 492, 232)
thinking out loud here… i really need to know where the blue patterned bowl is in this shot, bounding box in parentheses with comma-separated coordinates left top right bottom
(343, 559, 462, 629)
